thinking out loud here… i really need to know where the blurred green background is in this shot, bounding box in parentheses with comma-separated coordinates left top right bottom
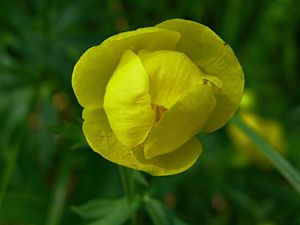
(1, 0, 300, 224)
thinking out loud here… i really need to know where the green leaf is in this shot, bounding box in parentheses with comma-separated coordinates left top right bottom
(0, 144, 19, 206)
(231, 116, 300, 193)
(145, 197, 170, 225)
(71, 198, 120, 219)
(46, 151, 73, 225)
(144, 196, 189, 225)
(131, 170, 149, 187)
(71, 197, 140, 225)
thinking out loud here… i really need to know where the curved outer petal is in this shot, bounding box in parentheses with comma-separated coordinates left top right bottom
(82, 108, 202, 176)
(72, 27, 181, 109)
(103, 50, 155, 147)
(144, 84, 216, 159)
(141, 50, 203, 108)
(156, 19, 244, 132)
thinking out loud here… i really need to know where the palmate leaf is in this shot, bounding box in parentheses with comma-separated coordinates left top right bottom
(231, 116, 300, 193)
(71, 196, 140, 225)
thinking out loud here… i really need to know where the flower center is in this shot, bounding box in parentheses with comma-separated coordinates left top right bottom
(152, 104, 168, 122)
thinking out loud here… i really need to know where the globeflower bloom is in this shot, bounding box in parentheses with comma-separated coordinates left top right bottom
(228, 112, 285, 168)
(227, 91, 285, 168)
(72, 19, 244, 175)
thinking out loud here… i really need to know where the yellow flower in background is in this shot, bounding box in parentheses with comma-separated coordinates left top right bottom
(72, 19, 244, 175)
(227, 91, 285, 168)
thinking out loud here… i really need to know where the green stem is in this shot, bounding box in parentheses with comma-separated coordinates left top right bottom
(45, 151, 72, 225)
(118, 166, 131, 203)
(231, 116, 300, 193)
(118, 166, 138, 225)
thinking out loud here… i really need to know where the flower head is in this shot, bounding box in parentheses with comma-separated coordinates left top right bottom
(72, 19, 244, 175)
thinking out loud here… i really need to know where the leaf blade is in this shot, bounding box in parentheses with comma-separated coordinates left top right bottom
(72, 197, 140, 225)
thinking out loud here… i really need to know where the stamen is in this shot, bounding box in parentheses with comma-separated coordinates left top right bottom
(152, 104, 168, 122)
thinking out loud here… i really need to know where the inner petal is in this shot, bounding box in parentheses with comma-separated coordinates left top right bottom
(156, 19, 244, 132)
(144, 84, 216, 159)
(103, 50, 155, 147)
(72, 27, 181, 109)
(141, 50, 204, 109)
(202, 74, 223, 94)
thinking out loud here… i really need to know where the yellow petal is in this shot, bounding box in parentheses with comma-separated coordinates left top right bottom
(82, 108, 118, 150)
(141, 50, 203, 108)
(72, 27, 181, 109)
(133, 137, 202, 176)
(103, 50, 155, 147)
(82, 108, 202, 176)
(157, 19, 244, 132)
(144, 84, 216, 159)
(202, 74, 223, 90)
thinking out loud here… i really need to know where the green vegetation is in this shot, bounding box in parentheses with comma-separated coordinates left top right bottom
(0, 0, 300, 224)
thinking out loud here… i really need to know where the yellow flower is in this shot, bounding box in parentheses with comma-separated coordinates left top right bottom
(227, 91, 285, 168)
(72, 19, 244, 176)
(228, 112, 285, 168)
